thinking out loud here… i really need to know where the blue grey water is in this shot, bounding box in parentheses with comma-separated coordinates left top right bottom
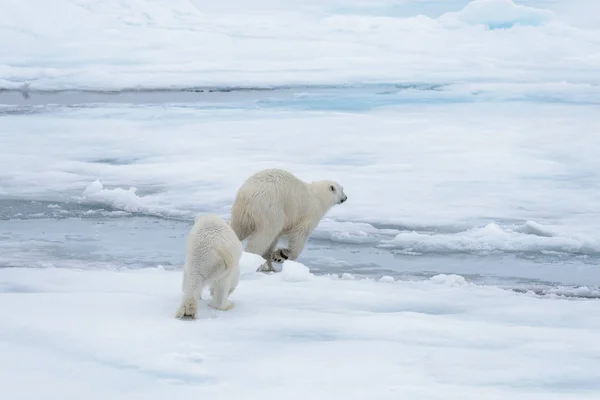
(1, 86, 600, 299)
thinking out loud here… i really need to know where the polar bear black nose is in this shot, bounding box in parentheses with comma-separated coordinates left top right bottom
(340, 195, 347, 204)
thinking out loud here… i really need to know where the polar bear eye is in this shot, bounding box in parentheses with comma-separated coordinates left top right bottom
(330, 185, 336, 192)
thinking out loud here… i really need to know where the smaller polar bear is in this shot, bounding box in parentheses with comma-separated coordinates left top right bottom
(175, 214, 242, 319)
(230, 168, 347, 272)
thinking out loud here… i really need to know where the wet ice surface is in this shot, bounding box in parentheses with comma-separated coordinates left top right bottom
(2, 88, 600, 301)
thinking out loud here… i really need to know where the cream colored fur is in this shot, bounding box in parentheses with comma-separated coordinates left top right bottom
(175, 214, 242, 319)
(230, 168, 347, 272)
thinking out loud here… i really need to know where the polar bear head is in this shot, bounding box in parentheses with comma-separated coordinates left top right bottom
(311, 180, 347, 209)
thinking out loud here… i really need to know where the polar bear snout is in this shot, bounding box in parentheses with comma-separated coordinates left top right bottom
(339, 194, 347, 204)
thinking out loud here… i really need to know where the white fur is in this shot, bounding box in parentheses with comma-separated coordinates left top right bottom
(230, 168, 347, 272)
(175, 214, 242, 319)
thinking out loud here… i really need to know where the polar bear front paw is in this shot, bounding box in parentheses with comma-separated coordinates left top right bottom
(271, 248, 290, 263)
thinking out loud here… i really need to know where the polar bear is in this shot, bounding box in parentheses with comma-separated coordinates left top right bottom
(230, 168, 347, 272)
(175, 214, 242, 319)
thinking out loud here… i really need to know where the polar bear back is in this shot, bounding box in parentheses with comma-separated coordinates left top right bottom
(185, 214, 242, 271)
(232, 169, 317, 231)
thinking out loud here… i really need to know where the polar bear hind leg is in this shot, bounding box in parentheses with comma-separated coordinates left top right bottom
(271, 248, 290, 263)
(176, 258, 232, 319)
(272, 226, 310, 263)
(209, 270, 236, 311)
(230, 218, 252, 242)
(210, 257, 240, 296)
(246, 223, 284, 272)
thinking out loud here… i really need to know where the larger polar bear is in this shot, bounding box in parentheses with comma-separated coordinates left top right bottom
(230, 168, 347, 272)
(176, 214, 242, 319)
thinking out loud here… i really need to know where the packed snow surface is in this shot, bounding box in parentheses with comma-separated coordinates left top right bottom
(1, 255, 599, 400)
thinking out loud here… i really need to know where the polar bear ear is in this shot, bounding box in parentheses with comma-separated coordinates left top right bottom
(329, 184, 336, 192)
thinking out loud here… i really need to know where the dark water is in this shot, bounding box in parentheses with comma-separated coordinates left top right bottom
(1, 199, 599, 299)
(2, 82, 598, 115)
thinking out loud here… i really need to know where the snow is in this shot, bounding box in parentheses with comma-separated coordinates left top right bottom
(281, 260, 313, 282)
(443, 0, 554, 29)
(1, 257, 599, 400)
(79, 179, 188, 218)
(382, 222, 596, 256)
(81, 180, 149, 213)
(379, 275, 396, 283)
(1, 0, 600, 91)
(430, 273, 468, 287)
(341, 273, 356, 281)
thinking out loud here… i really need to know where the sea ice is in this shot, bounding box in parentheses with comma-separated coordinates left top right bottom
(1, 257, 599, 399)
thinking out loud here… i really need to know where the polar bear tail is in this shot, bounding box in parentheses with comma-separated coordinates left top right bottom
(217, 246, 238, 271)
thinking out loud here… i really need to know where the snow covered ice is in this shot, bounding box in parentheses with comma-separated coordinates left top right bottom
(1, 0, 600, 93)
(2, 0, 600, 398)
(2, 258, 600, 400)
